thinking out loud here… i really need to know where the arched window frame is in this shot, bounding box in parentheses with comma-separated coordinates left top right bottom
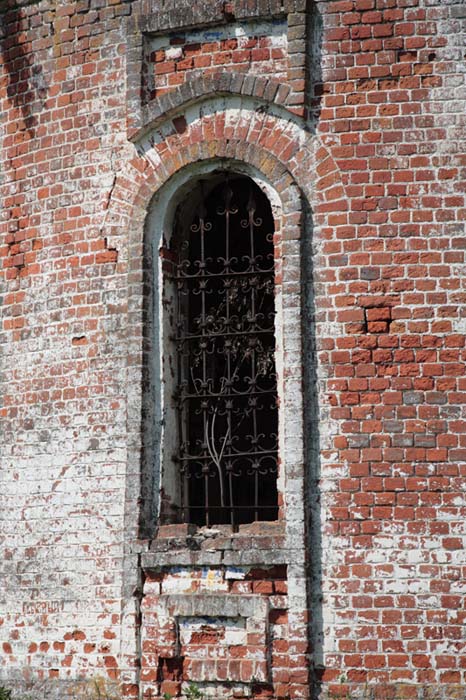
(140, 159, 307, 551)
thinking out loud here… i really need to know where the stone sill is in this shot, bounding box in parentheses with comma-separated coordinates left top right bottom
(142, 548, 293, 568)
(141, 520, 295, 569)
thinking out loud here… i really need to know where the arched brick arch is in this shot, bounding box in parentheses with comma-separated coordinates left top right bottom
(107, 112, 345, 249)
(132, 71, 294, 141)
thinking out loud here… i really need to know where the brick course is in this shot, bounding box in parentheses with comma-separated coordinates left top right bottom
(0, 0, 465, 699)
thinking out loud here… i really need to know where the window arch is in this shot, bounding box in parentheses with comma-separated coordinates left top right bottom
(139, 159, 307, 543)
(161, 174, 279, 526)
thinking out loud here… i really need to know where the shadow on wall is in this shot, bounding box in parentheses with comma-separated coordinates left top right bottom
(0, 1, 49, 141)
(304, 2, 324, 696)
(307, 0, 324, 134)
(303, 202, 325, 699)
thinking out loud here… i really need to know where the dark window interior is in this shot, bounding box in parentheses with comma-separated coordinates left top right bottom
(170, 175, 279, 526)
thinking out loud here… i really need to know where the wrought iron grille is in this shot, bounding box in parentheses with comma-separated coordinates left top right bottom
(170, 176, 279, 526)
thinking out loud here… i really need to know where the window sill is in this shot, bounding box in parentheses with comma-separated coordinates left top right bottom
(141, 521, 289, 569)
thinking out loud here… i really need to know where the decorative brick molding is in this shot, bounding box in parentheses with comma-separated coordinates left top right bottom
(126, 0, 309, 134)
(133, 72, 293, 141)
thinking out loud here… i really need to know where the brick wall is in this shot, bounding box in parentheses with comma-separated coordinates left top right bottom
(139, 556, 291, 698)
(0, 0, 465, 699)
(143, 19, 288, 100)
(0, 0, 133, 697)
(312, 1, 466, 695)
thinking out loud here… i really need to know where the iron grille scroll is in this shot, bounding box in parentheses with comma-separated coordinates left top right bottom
(170, 177, 279, 526)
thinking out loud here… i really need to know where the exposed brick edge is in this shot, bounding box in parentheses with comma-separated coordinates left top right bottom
(130, 72, 293, 142)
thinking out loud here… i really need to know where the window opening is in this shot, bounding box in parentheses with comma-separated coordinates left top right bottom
(169, 175, 279, 526)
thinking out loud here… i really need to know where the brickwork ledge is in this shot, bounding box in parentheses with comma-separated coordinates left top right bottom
(142, 521, 288, 568)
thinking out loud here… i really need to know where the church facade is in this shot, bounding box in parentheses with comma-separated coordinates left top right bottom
(0, 1, 465, 698)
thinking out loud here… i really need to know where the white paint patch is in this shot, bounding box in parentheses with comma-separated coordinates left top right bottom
(148, 19, 287, 53)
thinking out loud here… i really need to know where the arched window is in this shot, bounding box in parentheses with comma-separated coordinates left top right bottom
(162, 174, 279, 527)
